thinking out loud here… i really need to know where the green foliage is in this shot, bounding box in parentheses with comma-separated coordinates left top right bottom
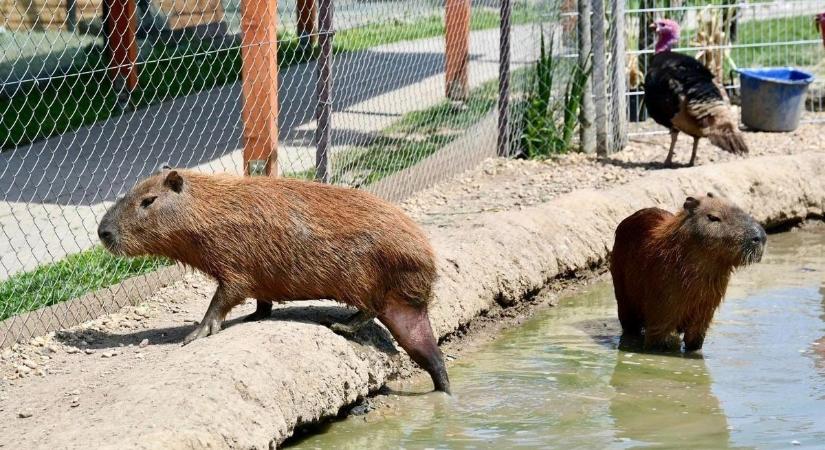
(520, 33, 591, 158)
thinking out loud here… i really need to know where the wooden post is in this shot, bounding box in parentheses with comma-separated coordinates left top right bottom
(591, 0, 608, 157)
(297, 0, 318, 49)
(577, 0, 595, 154)
(315, 0, 333, 182)
(240, 0, 280, 176)
(105, 0, 139, 107)
(497, 0, 510, 157)
(445, 0, 470, 101)
(608, 0, 627, 152)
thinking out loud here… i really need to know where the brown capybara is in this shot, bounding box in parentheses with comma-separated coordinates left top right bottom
(97, 167, 450, 393)
(609, 193, 766, 352)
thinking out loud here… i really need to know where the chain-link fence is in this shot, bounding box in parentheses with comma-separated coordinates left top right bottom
(0, 0, 561, 347)
(1, 0, 824, 347)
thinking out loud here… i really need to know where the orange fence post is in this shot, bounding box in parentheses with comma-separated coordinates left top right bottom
(445, 0, 470, 101)
(239, 0, 280, 176)
(105, 0, 139, 105)
(297, 0, 318, 49)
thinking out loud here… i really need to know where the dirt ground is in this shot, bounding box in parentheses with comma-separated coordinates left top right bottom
(403, 119, 824, 227)
(0, 119, 823, 448)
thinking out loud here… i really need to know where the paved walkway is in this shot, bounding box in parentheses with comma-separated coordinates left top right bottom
(0, 25, 539, 279)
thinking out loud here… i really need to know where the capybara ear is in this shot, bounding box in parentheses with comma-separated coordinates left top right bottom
(164, 171, 184, 193)
(684, 196, 700, 212)
(706, 192, 715, 198)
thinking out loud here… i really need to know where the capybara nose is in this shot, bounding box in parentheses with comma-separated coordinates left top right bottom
(751, 225, 767, 245)
(97, 225, 114, 245)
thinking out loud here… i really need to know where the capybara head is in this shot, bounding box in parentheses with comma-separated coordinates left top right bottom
(678, 193, 766, 266)
(98, 165, 187, 257)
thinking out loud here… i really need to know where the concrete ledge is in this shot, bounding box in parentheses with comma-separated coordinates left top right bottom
(7, 152, 825, 449)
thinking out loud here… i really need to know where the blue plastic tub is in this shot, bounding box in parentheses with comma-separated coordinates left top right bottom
(738, 67, 814, 132)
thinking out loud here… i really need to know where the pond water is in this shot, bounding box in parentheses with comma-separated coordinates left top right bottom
(287, 228, 825, 450)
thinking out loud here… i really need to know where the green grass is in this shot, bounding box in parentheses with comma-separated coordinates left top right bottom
(1, 6, 536, 151)
(315, 77, 499, 186)
(731, 16, 823, 69)
(0, 246, 169, 322)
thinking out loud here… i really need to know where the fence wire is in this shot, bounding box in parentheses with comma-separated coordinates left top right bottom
(1, 0, 824, 347)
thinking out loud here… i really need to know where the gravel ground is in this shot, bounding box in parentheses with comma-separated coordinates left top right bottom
(403, 117, 824, 227)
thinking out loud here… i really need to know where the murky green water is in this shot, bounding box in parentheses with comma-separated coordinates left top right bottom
(288, 229, 825, 450)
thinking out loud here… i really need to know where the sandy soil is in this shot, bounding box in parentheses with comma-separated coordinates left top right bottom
(403, 119, 823, 227)
(0, 120, 823, 448)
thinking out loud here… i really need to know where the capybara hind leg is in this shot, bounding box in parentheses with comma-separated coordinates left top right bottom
(183, 285, 243, 346)
(242, 300, 273, 322)
(378, 301, 450, 394)
(330, 310, 376, 337)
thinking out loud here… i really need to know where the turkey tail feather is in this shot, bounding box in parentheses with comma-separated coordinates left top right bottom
(707, 126, 749, 155)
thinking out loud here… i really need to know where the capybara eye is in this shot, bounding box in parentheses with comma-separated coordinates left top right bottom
(707, 214, 721, 222)
(140, 196, 157, 208)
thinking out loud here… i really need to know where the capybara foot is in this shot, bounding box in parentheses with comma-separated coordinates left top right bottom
(182, 319, 222, 345)
(683, 334, 705, 352)
(379, 302, 450, 394)
(329, 310, 376, 337)
(242, 300, 273, 322)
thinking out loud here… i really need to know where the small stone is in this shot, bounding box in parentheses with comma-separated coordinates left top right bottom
(18, 411, 33, 418)
(139, 339, 149, 348)
(70, 397, 80, 407)
(15, 365, 31, 375)
(84, 349, 95, 355)
(22, 360, 38, 370)
(65, 347, 79, 354)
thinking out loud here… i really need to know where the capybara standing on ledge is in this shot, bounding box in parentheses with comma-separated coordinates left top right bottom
(610, 193, 766, 352)
(97, 168, 450, 393)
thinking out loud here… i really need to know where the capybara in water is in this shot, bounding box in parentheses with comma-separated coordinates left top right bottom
(609, 193, 766, 352)
(97, 167, 450, 393)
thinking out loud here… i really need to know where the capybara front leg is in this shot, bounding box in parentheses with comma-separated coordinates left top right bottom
(683, 323, 709, 352)
(182, 284, 243, 346)
(643, 328, 680, 352)
(379, 301, 450, 394)
(329, 310, 376, 337)
(242, 300, 273, 322)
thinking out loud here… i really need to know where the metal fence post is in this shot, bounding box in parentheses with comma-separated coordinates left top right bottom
(608, 0, 627, 152)
(577, 0, 595, 154)
(315, 0, 333, 182)
(590, 0, 608, 157)
(297, 0, 318, 50)
(239, 0, 280, 176)
(497, 0, 511, 157)
(104, 0, 139, 110)
(445, 0, 471, 101)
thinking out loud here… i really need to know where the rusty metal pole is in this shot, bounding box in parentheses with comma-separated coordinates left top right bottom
(239, 0, 280, 176)
(314, 0, 333, 182)
(296, 0, 318, 50)
(105, 0, 139, 109)
(497, 0, 511, 157)
(445, 0, 470, 101)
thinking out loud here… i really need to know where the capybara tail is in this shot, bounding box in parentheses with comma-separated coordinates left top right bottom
(379, 297, 450, 394)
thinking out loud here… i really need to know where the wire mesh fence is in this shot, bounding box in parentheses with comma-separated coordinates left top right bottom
(1, 0, 824, 347)
(0, 0, 556, 346)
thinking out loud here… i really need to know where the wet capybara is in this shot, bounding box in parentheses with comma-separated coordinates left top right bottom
(609, 193, 766, 352)
(97, 167, 450, 393)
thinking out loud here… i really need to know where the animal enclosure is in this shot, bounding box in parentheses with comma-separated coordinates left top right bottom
(0, 0, 824, 348)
